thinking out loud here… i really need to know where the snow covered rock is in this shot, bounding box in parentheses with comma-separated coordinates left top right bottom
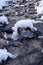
(0, 48, 17, 62)
(0, 0, 6, 7)
(0, 15, 9, 25)
(12, 32, 19, 40)
(0, 0, 11, 7)
(0, 6, 2, 10)
(12, 19, 42, 40)
(36, 6, 43, 14)
(0, 0, 11, 10)
(36, 0, 43, 15)
(39, 15, 43, 20)
(39, 0, 43, 6)
(0, 0, 6, 8)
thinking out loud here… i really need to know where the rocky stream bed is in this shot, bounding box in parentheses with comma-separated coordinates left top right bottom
(0, 0, 43, 65)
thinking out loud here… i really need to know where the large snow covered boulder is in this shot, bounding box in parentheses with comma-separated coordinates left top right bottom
(12, 19, 42, 40)
(12, 19, 37, 32)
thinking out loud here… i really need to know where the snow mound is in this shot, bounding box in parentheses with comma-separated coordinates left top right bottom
(0, 15, 9, 25)
(0, 48, 17, 62)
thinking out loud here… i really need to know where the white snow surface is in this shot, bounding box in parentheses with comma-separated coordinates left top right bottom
(39, 0, 43, 6)
(39, 15, 43, 20)
(0, 6, 2, 10)
(0, 15, 9, 24)
(0, 48, 17, 62)
(12, 19, 42, 40)
(36, 0, 43, 14)
(0, 0, 11, 9)
(36, 6, 43, 14)
(12, 0, 19, 2)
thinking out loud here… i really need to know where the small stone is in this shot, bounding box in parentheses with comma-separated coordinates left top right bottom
(13, 41, 20, 47)
(0, 39, 9, 48)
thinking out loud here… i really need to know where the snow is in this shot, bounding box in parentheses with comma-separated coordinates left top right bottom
(36, 0, 43, 14)
(40, 15, 43, 20)
(41, 48, 43, 53)
(4, 32, 7, 39)
(12, 32, 19, 40)
(36, 6, 43, 14)
(12, 0, 19, 2)
(0, 0, 11, 9)
(0, 48, 17, 62)
(39, 0, 43, 6)
(0, 0, 6, 7)
(12, 19, 42, 40)
(4, 32, 9, 44)
(0, 6, 2, 10)
(12, 19, 42, 32)
(0, 15, 9, 24)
